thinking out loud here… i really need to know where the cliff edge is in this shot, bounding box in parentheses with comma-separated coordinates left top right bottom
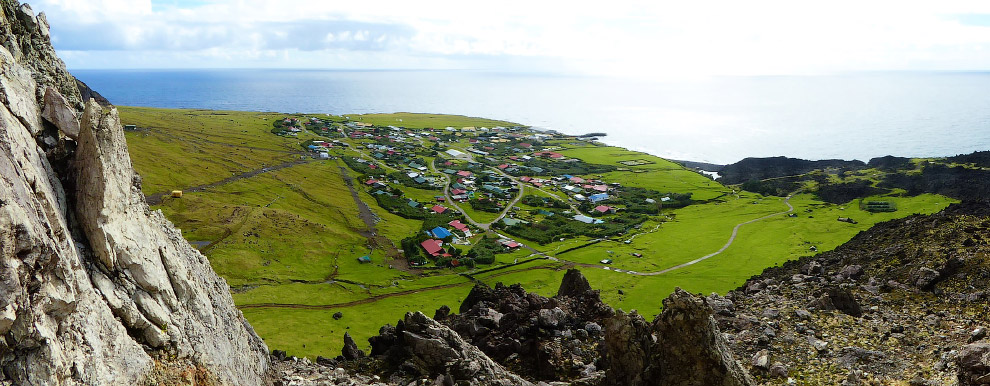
(0, 1, 270, 384)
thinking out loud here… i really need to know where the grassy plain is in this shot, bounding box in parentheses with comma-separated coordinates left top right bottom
(121, 107, 955, 358)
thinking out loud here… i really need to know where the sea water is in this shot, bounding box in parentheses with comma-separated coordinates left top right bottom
(72, 69, 990, 164)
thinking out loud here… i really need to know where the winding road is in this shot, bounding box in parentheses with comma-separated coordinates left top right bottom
(567, 194, 796, 276)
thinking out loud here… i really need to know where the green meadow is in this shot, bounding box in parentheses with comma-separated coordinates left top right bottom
(121, 107, 955, 358)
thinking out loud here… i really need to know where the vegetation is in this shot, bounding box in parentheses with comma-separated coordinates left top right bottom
(121, 107, 956, 360)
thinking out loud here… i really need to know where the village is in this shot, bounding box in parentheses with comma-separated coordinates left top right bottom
(271, 115, 693, 269)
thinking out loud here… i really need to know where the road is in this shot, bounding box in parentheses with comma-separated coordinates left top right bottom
(557, 194, 797, 276)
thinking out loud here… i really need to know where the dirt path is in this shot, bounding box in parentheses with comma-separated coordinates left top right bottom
(146, 159, 311, 205)
(557, 195, 796, 276)
(335, 160, 410, 271)
(237, 261, 564, 310)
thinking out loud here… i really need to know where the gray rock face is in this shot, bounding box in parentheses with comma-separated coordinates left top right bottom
(378, 311, 534, 386)
(40, 86, 78, 139)
(0, 1, 271, 384)
(603, 288, 754, 386)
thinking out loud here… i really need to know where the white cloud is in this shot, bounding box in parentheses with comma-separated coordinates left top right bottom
(28, 0, 990, 75)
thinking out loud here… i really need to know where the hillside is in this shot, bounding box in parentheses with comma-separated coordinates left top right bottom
(119, 107, 954, 359)
(275, 201, 990, 385)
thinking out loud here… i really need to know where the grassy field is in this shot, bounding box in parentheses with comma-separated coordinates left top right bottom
(345, 112, 518, 129)
(121, 106, 955, 358)
(554, 142, 727, 201)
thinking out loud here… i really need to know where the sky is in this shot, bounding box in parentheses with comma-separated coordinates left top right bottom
(28, 0, 990, 77)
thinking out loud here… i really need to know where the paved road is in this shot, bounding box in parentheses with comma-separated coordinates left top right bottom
(430, 158, 489, 230)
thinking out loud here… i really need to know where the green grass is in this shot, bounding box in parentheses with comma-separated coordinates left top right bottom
(345, 112, 518, 129)
(554, 143, 728, 201)
(123, 107, 956, 360)
(121, 107, 312, 195)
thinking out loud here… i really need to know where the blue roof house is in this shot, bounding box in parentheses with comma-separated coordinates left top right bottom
(431, 227, 453, 239)
(589, 193, 610, 203)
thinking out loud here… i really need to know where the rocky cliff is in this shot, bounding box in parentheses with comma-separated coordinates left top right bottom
(0, 1, 270, 384)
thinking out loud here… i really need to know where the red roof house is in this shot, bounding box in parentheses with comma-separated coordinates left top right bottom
(420, 239, 444, 256)
(594, 205, 613, 214)
(431, 205, 447, 214)
(448, 220, 469, 232)
(456, 171, 472, 178)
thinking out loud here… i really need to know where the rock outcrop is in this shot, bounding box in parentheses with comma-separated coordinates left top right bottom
(0, 1, 270, 384)
(364, 311, 533, 386)
(721, 201, 990, 384)
(602, 289, 754, 386)
(440, 270, 612, 382)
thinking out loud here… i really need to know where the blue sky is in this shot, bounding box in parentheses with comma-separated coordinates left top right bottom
(29, 0, 990, 77)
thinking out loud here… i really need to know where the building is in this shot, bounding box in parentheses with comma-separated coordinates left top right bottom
(357, 255, 372, 264)
(573, 215, 604, 224)
(420, 239, 445, 256)
(594, 205, 614, 214)
(431, 205, 447, 214)
(448, 220, 469, 232)
(431, 227, 453, 239)
(589, 193, 610, 203)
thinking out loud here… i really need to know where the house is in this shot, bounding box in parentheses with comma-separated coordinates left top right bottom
(594, 205, 614, 214)
(443, 169, 458, 174)
(456, 170, 472, 178)
(431, 205, 447, 214)
(502, 218, 529, 227)
(431, 227, 453, 239)
(498, 239, 521, 248)
(645, 198, 657, 204)
(537, 209, 555, 217)
(588, 193, 610, 203)
(448, 220, 469, 232)
(592, 185, 609, 192)
(420, 239, 445, 256)
(451, 188, 467, 195)
(365, 179, 379, 185)
(569, 176, 585, 184)
(573, 215, 604, 224)
(357, 255, 372, 264)
(446, 149, 465, 158)
(573, 194, 587, 201)
(407, 200, 421, 208)
(413, 177, 427, 184)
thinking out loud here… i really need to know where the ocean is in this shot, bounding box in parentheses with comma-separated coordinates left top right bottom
(71, 69, 990, 165)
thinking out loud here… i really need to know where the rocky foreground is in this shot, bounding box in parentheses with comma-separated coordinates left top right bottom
(275, 202, 990, 386)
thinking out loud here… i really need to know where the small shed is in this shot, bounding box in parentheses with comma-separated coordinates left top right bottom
(357, 255, 372, 264)
(171, 190, 183, 198)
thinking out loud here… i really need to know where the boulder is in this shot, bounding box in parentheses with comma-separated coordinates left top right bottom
(958, 342, 990, 386)
(603, 288, 754, 386)
(40, 86, 78, 139)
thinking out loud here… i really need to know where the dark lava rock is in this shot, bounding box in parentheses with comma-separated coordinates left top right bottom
(434, 305, 451, 321)
(558, 268, 597, 299)
(341, 332, 364, 360)
(602, 288, 754, 386)
(332, 311, 343, 320)
(957, 342, 990, 385)
(810, 287, 863, 317)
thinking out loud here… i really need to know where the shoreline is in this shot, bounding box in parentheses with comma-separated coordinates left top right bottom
(117, 105, 981, 167)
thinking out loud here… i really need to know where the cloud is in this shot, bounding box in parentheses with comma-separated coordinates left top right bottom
(29, 0, 990, 75)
